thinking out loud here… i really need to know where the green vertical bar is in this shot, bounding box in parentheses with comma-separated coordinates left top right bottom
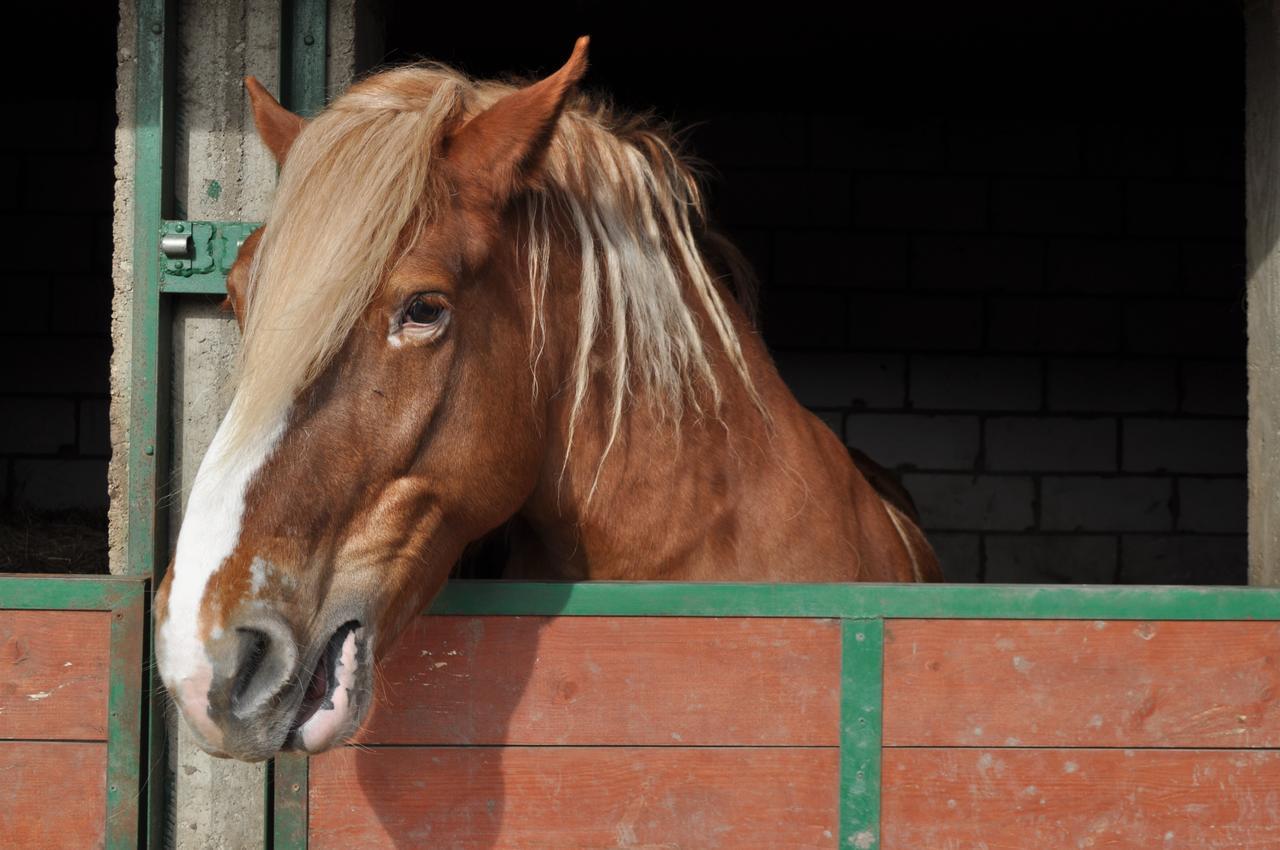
(266, 7, 328, 846)
(131, 4, 175, 848)
(127, 0, 173, 580)
(840, 618, 883, 850)
(273, 754, 310, 849)
(105, 581, 147, 850)
(281, 0, 329, 116)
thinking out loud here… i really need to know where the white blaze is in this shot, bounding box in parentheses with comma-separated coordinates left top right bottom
(159, 397, 286, 686)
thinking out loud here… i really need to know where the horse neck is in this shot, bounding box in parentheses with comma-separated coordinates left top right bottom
(510, 243, 915, 582)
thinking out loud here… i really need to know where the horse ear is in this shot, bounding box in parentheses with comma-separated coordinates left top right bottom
(445, 36, 589, 205)
(245, 76, 307, 164)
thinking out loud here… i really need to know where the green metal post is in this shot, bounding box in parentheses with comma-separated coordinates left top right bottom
(265, 5, 330, 841)
(840, 618, 884, 850)
(127, 0, 174, 581)
(130, 3, 176, 848)
(105, 581, 147, 850)
(273, 753, 310, 850)
(282, 0, 329, 116)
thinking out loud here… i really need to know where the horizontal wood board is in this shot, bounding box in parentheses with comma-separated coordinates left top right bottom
(0, 610, 111, 741)
(883, 748, 1280, 850)
(884, 619, 1280, 748)
(357, 616, 841, 746)
(0, 741, 107, 848)
(309, 746, 839, 850)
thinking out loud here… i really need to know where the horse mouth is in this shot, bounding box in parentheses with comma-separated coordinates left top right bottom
(287, 620, 365, 752)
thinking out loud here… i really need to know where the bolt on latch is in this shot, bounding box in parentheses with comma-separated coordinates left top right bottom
(160, 232, 194, 259)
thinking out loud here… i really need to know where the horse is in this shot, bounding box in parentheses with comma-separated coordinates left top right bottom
(153, 37, 940, 762)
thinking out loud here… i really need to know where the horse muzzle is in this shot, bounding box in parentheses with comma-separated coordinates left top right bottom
(164, 609, 372, 761)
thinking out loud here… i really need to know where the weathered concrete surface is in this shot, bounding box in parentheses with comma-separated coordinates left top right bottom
(168, 3, 283, 844)
(108, 0, 138, 575)
(111, 1, 371, 845)
(1247, 0, 1280, 587)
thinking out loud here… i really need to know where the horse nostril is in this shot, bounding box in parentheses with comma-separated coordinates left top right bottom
(209, 614, 298, 718)
(232, 628, 271, 706)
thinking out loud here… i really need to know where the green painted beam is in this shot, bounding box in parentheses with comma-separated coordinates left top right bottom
(273, 754, 309, 850)
(105, 581, 147, 850)
(255, 6, 331, 845)
(430, 581, 1280, 620)
(282, 0, 329, 117)
(0, 575, 147, 611)
(126, 0, 174, 580)
(840, 619, 883, 850)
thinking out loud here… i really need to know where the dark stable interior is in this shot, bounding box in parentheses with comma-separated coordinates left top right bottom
(0, 2, 1246, 585)
(384, 1, 1247, 584)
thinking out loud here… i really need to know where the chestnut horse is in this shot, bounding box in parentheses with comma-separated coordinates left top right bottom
(154, 38, 939, 761)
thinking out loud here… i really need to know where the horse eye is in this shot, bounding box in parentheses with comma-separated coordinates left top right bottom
(405, 296, 445, 326)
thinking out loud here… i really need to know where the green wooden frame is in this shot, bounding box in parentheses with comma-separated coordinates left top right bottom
(266, 579, 1280, 850)
(0, 576, 148, 850)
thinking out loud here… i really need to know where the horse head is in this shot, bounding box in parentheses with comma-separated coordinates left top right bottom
(155, 41, 611, 760)
(153, 34, 931, 763)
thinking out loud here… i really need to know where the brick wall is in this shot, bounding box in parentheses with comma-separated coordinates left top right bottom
(701, 115, 1245, 584)
(0, 8, 115, 521)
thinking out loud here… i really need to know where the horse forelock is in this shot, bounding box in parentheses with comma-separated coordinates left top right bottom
(226, 60, 762, 471)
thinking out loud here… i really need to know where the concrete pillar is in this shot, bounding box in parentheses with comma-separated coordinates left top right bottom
(109, 0, 138, 576)
(1247, 0, 1280, 587)
(112, 1, 375, 844)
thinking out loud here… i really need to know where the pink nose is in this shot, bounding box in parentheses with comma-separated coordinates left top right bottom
(176, 668, 224, 750)
(171, 610, 299, 759)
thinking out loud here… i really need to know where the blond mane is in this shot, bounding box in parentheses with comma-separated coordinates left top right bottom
(232, 62, 760, 469)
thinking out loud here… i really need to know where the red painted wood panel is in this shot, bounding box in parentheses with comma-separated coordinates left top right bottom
(309, 746, 839, 850)
(357, 616, 841, 746)
(0, 610, 111, 741)
(883, 748, 1280, 850)
(0, 741, 106, 848)
(884, 619, 1280, 747)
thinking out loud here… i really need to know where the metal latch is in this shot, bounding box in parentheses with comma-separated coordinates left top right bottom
(160, 232, 194, 259)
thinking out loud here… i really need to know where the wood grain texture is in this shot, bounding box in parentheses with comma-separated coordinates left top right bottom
(883, 748, 1280, 850)
(309, 746, 839, 850)
(0, 741, 107, 848)
(0, 610, 111, 740)
(884, 619, 1280, 747)
(357, 616, 841, 746)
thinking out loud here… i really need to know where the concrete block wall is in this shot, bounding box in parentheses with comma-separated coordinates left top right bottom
(0, 6, 116, 519)
(703, 115, 1246, 584)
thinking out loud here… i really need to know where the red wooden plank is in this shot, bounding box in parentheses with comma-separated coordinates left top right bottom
(883, 748, 1280, 850)
(0, 610, 111, 741)
(0, 741, 107, 848)
(357, 616, 841, 746)
(309, 746, 839, 849)
(884, 619, 1280, 747)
